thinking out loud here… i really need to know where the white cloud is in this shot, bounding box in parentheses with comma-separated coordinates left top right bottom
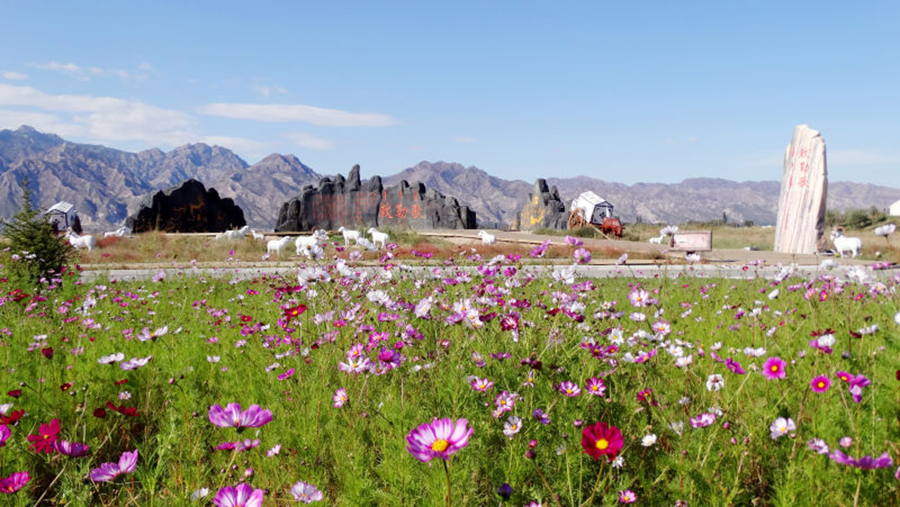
(29, 61, 150, 82)
(0, 83, 196, 146)
(33, 61, 81, 73)
(252, 84, 288, 97)
(283, 132, 335, 150)
(200, 102, 397, 127)
(2, 71, 28, 81)
(0, 109, 86, 138)
(200, 135, 269, 155)
(453, 136, 477, 143)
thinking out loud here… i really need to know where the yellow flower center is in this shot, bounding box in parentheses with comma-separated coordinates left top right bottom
(770, 365, 779, 372)
(431, 439, 450, 452)
(817, 381, 825, 389)
(596, 438, 609, 450)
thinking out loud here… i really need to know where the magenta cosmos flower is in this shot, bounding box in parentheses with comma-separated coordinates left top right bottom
(26, 418, 60, 454)
(810, 375, 830, 393)
(0, 471, 30, 494)
(581, 421, 624, 460)
(0, 425, 9, 447)
(208, 403, 273, 429)
(213, 483, 265, 507)
(762, 357, 786, 380)
(90, 449, 138, 482)
(406, 418, 473, 462)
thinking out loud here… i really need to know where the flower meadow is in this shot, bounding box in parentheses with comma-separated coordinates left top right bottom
(0, 240, 899, 506)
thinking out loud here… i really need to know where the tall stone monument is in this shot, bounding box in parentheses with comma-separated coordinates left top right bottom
(774, 125, 828, 254)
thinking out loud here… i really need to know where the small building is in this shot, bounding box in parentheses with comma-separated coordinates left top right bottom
(44, 201, 82, 233)
(890, 199, 900, 217)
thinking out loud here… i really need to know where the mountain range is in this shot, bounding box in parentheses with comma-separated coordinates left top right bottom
(1, 126, 898, 230)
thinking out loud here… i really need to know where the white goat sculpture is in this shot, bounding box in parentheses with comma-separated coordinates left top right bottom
(65, 229, 97, 252)
(250, 229, 266, 241)
(218, 225, 251, 240)
(649, 234, 666, 245)
(830, 229, 862, 258)
(295, 229, 328, 256)
(103, 226, 132, 238)
(267, 236, 292, 258)
(337, 226, 361, 246)
(367, 228, 390, 249)
(477, 230, 497, 245)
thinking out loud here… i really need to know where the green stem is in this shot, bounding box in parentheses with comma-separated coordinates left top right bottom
(583, 460, 605, 507)
(442, 459, 452, 507)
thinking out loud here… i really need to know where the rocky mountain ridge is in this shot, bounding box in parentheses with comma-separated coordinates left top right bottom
(1, 126, 898, 229)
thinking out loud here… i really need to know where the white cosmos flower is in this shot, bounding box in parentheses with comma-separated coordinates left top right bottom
(706, 374, 725, 392)
(641, 434, 658, 447)
(769, 417, 796, 439)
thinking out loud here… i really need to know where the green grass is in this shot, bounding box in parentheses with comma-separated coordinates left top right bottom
(0, 248, 898, 505)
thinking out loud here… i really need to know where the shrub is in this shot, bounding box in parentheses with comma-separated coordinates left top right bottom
(0, 179, 76, 285)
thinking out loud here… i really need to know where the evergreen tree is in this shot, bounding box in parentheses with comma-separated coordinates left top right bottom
(1, 179, 76, 285)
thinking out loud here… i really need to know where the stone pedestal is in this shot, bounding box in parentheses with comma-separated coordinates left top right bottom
(774, 125, 828, 254)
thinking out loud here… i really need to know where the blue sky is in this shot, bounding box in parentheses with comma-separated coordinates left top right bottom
(1, 1, 897, 186)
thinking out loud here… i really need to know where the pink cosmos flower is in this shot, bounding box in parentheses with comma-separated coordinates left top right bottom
(619, 489, 637, 503)
(762, 357, 786, 380)
(277, 368, 295, 381)
(213, 483, 266, 507)
(332, 388, 348, 408)
(120, 356, 152, 371)
(208, 403, 273, 429)
(810, 375, 830, 393)
(89, 449, 138, 482)
(585, 377, 606, 397)
(215, 439, 260, 452)
(53, 440, 91, 457)
(559, 381, 581, 397)
(406, 418, 473, 462)
(848, 374, 870, 403)
(290, 481, 324, 503)
(469, 377, 494, 392)
(0, 425, 9, 448)
(0, 471, 30, 494)
(573, 248, 592, 264)
(690, 412, 717, 429)
(628, 288, 650, 308)
(829, 450, 893, 469)
(564, 235, 584, 247)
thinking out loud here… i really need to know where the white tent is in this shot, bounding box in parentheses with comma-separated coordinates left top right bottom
(890, 199, 900, 217)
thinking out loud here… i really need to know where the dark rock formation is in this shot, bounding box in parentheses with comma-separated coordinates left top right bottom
(514, 179, 569, 230)
(275, 165, 476, 231)
(125, 179, 245, 233)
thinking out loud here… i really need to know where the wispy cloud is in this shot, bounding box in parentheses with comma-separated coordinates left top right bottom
(252, 84, 288, 97)
(283, 132, 335, 150)
(2, 71, 28, 81)
(200, 102, 398, 127)
(0, 83, 196, 146)
(200, 135, 269, 156)
(453, 136, 477, 143)
(29, 61, 152, 82)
